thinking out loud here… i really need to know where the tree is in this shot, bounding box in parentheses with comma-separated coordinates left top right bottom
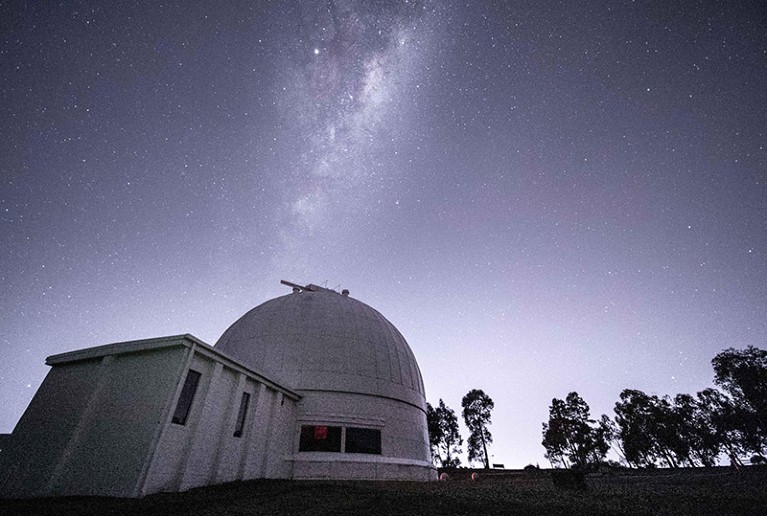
(541, 392, 609, 469)
(712, 346, 767, 457)
(598, 414, 628, 465)
(672, 393, 723, 467)
(614, 389, 656, 467)
(541, 397, 570, 468)
(655, 395, 694, 467)
(712, 346, 767, 419)
(695, 387, 745, 464)
(426, 402, 441, 465)
(614, 389, 686, 468)
(461, 389, 494, 468)
(592, 414, 612, 466)
(426, 399, 463, 467)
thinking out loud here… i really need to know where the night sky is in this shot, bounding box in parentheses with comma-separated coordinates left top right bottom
(1, 1, 765, 468)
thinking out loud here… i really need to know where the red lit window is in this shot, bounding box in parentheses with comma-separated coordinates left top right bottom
(299, 425, 341, 452)
(314, 426, 328, 440)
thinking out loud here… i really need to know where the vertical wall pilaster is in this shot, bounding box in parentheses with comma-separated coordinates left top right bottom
(135, 344, 194, 497)
(177, 362, 223, 490)
(241, 383, 272, 479)
(44, 355, 114, 496)
(209, 372, 246, 484)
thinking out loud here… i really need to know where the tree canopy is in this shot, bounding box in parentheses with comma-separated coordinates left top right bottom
(712, 346, 767, 457)
(540, 347, 767, 469)
(541, 392, 609, 469)
(426, 399, 462, 467)
(462, 389, 494, 468)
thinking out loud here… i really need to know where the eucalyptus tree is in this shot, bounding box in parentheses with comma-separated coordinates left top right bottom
(426, 399, 463, 467)
(542, 392, 609, 469)
(462, 389, 494, 468)
(712, 346, 767, 458)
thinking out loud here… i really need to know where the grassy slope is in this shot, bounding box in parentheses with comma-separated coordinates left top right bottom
(2, 468, 766, 516)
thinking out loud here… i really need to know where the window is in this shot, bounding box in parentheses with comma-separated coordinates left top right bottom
(345, 427, 382, 455)
(233, 392, 250, 438)
(172, 370, 201, 425)
(299, 425, 342, 452)
(298, 425, 382, 454)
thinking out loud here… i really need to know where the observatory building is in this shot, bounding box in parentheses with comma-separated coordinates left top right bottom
(0, 281, 435, 498)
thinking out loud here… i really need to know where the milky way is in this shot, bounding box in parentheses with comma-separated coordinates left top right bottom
(1, 1, 765, 467)
(272, 1, 438, 262)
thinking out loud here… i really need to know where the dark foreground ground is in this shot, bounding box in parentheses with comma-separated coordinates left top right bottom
(2, 467, 766, 516)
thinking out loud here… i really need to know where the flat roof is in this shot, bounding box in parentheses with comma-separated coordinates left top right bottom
(46, 334, 301, 400)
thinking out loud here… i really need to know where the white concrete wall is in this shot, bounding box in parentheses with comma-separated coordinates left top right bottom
(142, 349, 298, 495)
(52, 348, 188, 496)
(1, 336, 300, 499)
(211, 373, 251, 484)
(265, 392, 297, 478)
(238, 383, 274, 478)
(291, 390, 435, 481)
(0, 358, 104, 498)
(0, 346, 187, 498)
(178, 360, 234, 490)
(235, 384, 297, 480)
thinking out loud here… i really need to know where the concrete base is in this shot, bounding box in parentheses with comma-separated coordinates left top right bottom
(291, 455, 437, 481)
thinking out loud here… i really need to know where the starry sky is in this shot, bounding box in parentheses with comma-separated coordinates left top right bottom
(1, 1, 765, 468)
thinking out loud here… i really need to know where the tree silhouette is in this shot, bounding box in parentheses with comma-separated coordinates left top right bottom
(426, 402, 441, 465)
(536, 346, 767, 468)
(712, 346, 767, 458)
(541, 392, 609, 469)
(614, 389, 679, 467)
(613, 388, 733, 467)
(426, 399, 463, 467)
(695, 387, 744, 464)
(461, 389, 494, 468)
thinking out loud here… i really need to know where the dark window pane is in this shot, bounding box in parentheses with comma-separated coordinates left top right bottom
(345, 427, 381, 454)
(233, 392, 250, 437)
(172, 370, 201, 425)
(299, 425, 342, 452)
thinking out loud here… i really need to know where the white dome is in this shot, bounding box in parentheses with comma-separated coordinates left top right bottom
(215, 287, 426, 409)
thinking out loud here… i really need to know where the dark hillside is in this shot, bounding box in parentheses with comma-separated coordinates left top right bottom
(2, 467, 766, 516)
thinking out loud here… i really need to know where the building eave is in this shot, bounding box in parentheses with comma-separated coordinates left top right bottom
(46, 334, 301, 400)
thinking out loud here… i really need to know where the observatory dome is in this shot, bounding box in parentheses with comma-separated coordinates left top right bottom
(215, 285, 426, 409)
